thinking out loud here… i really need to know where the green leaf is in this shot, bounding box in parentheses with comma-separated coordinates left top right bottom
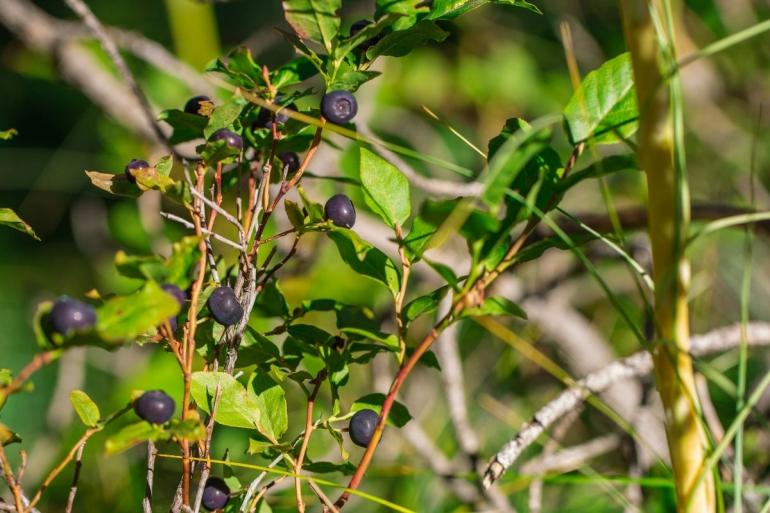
(248, 372, 288, 441)
(96, 281, 181, 343)
(282, 0, 341, 53)
(459, 296, 527, 319)
(403, 286, 449, 323)
(285, 200, 306, 229)
(166, 418, 206, 442)
(303, 461, 357, 475)
(326, 229, 401, 296)
(367, 20, 449, 59)
(563, 53, 638, 145)
(204, 96, 247, 138)
(165, 236, 202, 289)
(351, 393, 412, 427)
(0, 423, 21, 446)
(272, 57, 320, 88)
(105, 421, 165, 454)
(375, 0, 426, 30)
(159, 109, 208, 144)
(223, 47, 264, 88)
(114, 251, 166, 282)
(429, 0, 541, 19)
(191, 372, 261, 430)
(359, 147, 411, 228)
(0, 208, 39, 240)
(556, 154, 638, 193)
(253, 281, 290, 319)
(0, 128, 18, 140)
(329, 70, 381, 92)
(481, 117, 555, 211)
(70, 390, 100, 427)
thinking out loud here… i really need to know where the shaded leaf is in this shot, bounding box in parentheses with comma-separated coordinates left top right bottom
(326, 229, 401, 296)
(159, 109, 208, 144)
(367, 20, 448, 59)
(403, 286, 449, 323)
(248, 372, 288, 441)
(429, 0, 541, 19)
(0, 422, 21, 446)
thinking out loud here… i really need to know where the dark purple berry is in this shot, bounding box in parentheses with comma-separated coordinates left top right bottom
(134, 390, 175, 424)
(49, 298, 96, 336)
(161, 284, 185, 333)
(184, 95, 213, 116)
(201, 477, 230, 511)
(279, 152, 301, 175)
(321, 90, 358, 125)
(161, 284, 186, 308)
(324, 194, 356, 228)
(207, 286, 243, 326)
(124, 159, 150, 183)
(349, 409, 379, 448)
(209, 129, 243, 151)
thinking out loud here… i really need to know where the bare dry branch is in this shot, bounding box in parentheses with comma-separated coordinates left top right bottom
(482, 322, 770, 488)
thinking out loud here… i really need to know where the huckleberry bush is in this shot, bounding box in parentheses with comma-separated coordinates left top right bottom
(4, 0, 709, 511)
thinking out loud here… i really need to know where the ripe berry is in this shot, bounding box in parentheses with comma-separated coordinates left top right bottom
(134, 390, 175, 424)
(50, 298, 96, 336)
(161, 284, 186, 333)
(207, 286, 243, 326)
(349, 409, 379, 448)
(254, 103, 295, 129)
(209, 129, 243, 151)
(321, 90, 358, 124)
(279, 152, 300, 175)
(324, 194, 356, 228)
(201, 477, 230, 511)
(161, 284, 186, 308)
(124, 159, 150, 183)
(184, 95, 213, 116)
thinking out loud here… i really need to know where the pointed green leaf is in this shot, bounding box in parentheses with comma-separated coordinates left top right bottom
(282, 0, 341, 53)
(359, 147, 411, 228)
(96, 281, 181, 342)
(248, 372, 288, 441)
(351, 393, 412, 427)
(459, 296, 527, 319)
(326, 229, 401, 296)
(367, 20, 448, 59)
(0, 208, 39, 240)
(105, 421, 165, 454)
(429, 0, 541, 19)
(563, 53, 638, 145)
(191, 371, 261, 430)
(70, 390, 100, 427)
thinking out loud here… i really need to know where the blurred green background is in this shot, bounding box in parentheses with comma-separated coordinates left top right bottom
(3, 1, 770, 511)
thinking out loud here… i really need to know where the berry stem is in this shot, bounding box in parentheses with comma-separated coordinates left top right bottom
(3, 349, 61, 397)
(0, 444, 25, 513)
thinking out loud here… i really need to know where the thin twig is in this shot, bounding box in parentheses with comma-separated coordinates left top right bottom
(0, 445, 24, 513)
(61, 0, 170, 151)
(142, 441, 156, 513)
(482, 321, 770, 488)
(63, 440, 87, 513)
(160, 212, 245, 251)
(293, 373, 326, 513)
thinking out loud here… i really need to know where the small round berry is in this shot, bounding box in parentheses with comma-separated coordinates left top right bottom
(209, 129, 243, 151)
(324, 194, 356, 228)
(50, 298, 96, 336)
(349, 409, 379, 448)
(207, 286, 244, 326)
(124, 159, 150, 183)
(201, 477, 230, 511)
(279, 152, 301, 175)
(184, 95, 213, 116)
(321, 90, 358, 125)
(134, 390, 175, 424)
(161, 284, 187, 308)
